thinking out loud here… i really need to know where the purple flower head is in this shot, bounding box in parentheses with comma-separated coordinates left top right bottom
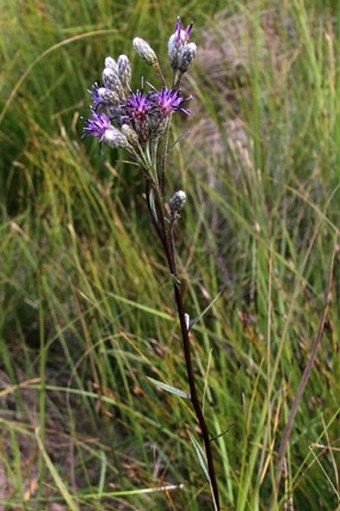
(123, 90, 152, 122)
(83, 110, 112, 141)
(175, 17, 193, 43)
(89, 83, 103, 109)
(89, 83, 118, 110)
(151, 87, 191, 116)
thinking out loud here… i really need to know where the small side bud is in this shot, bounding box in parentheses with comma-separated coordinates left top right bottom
(121, 124, 139, 147)
(133, 37, 158, 67)
(169, 190, 186, 213)
(103, 127, 129, 149)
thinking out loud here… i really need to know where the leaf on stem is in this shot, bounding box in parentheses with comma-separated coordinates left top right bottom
(148, 187, 159, 225)
(147, 377, 190, 399)
(189, 432, 220, 511)
(189, 432, 210, 483)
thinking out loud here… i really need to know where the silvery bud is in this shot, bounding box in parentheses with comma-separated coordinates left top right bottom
(177, 42, 197, 72)
(121, 124, 139, 147)
(168, 18, 196, 73)
(118, 54, 131, 90)
(133, 37, 158, 67)
(102, 67, 125, 99)
(104, 57, 119, 73)
(102, 67, 120, 89)
(97, 87, 120, 106)
(103, 127, 129, 149)
(169, 190, 186, 213)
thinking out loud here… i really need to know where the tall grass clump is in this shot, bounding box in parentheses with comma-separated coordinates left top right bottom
(0, 1, 339, 510)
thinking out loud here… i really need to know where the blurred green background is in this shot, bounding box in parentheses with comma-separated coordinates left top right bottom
(0, 1, 339, 510)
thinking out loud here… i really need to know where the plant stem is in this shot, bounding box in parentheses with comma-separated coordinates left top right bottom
(172, 277, 220, 511)
(150, 185, 220, 511)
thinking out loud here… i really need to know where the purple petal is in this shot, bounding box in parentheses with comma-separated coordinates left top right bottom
(83, 110, 112, 140)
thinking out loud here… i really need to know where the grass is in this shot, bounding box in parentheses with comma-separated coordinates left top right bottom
(0, 0, 339, 510)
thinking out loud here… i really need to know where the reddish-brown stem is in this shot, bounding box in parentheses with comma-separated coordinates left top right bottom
(171, 280, 220, 511)
(148, 184, 220, 511)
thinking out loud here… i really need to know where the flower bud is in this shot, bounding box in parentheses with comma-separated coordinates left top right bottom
(178, 42, 197, 72)
(104, 57, 119, 73)
(118, 54, 131, 90)
(121, 124, 139, 146)
(133, 37, 158, 67)
(102, 67, 120, 88)
(97, 87, 120, 106)
(168, 18, 196, 73)
(103, 127, 129, 149)
(169, 190, 186, 213)
(102, 67, 125, 99)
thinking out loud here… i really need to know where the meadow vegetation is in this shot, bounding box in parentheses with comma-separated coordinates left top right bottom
(0, 1, 339, 510)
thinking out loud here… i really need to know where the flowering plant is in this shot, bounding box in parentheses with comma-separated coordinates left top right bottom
(84, 18, 220, 510)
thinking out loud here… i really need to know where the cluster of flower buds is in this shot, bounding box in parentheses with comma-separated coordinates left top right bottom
(90, 54, 131, 111)
(83, 18, 197, 152)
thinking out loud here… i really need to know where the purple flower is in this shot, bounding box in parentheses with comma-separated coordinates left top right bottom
(151, 87, 191, 116)
(83, 110, 129, 148)
(89, 82, 121, 111)
(123, 90, 152, 122)
(89, 83, 101, 107)
(83, 110, 112, 141)
(89, 83, 107, 110)
(174, 17, 193, 43)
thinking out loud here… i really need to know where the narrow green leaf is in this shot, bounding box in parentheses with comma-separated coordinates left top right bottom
(189, 432, 210, 483)
(189, 433, 219, 511)
(147, 377, 190, 399)
(100, 291, 174, 321)
(35, 427, 80, 511)
(82, 483, 184, 498)
(148, 187, 159, 224)
(189, 291, 222, 328)
(98, 450, 107, 496)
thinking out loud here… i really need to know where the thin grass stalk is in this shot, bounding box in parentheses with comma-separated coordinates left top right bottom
(269, 238, 336, 509)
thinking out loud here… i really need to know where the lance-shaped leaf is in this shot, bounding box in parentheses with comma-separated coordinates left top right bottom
(189, 432, 210, 483)
(147, 377, 190, 399)
(148, 187, 159, 225)
(189, 433, 220, 511)
(189, 291, 222, 329)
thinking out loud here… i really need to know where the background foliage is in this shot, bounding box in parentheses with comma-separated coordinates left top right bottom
(0, 1, 339, 510)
